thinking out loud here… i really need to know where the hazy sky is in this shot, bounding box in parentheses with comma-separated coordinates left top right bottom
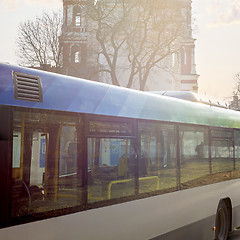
(193, 0, 240, 100)
(0, 0, 240, 100)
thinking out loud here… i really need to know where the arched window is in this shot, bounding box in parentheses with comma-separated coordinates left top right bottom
(73, 6, 81, 27)
(75, 51, 80, 63)
(75, 13, 81, 27)
(71, 45, 81, 64)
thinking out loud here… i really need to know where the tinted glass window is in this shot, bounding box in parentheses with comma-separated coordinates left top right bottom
(87, 137, 136, 202)
(235, 130, 240, 170)
(211, 128, 234, 173)
(179, 126, 209, 188)
(138, 122, 177, 194)
(11, 110, 83, 220)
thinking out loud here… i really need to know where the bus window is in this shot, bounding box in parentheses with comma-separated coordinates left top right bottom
(138, 122, 177, 194)
(11, 110, 83, 221)
(179, 126, 209, 188)
(235, 130, 240, 169)
(211, 129, 234, 173)
(87, 138, 136, 202)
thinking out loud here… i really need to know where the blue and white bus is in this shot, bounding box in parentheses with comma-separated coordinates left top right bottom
(1, 62, 240, 240)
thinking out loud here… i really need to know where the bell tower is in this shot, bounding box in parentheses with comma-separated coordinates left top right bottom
(60, 0, 88, 77)
(179, 0, 199, 92)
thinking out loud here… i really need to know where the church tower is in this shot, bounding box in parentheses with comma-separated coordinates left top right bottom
(143, 0, 199, 93)
(60, 0, 89, 78)
(179, 0, 199, 92)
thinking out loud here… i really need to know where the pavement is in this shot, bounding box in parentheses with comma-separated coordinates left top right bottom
(229, 229, 240, 239)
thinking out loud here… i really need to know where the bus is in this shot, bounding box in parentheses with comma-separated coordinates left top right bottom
(150, 90, 229, 109)
(1, 62, 240, 240)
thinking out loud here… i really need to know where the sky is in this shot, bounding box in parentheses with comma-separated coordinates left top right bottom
(0, 0, 240, 101)
(192, 0, 240, 101)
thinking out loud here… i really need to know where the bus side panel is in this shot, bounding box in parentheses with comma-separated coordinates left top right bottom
(2, 179, 240, 240)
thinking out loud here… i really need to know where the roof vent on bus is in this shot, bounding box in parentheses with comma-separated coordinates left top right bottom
(12, 71, 43, 102)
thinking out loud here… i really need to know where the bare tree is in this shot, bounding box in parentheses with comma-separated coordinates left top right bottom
(88, 0, 185, 90)
(229, 73, 240, 110)
(16, 11, 62, 72)
(233, 73, 240, 96)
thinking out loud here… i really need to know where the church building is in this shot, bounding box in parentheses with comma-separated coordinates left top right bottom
(60, 0, 198, 92)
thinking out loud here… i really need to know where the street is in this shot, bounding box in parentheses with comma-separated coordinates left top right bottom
(229, 229, 240, 240)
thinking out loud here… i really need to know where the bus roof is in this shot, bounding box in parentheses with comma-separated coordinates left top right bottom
(0, 63, 240, 129)
(150, 90, 229, 108)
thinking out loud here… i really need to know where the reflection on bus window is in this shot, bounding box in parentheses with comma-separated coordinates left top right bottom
(235, 130, 240, 169)
(180, 126, 209, 188)
(138, 122, 177, 194)
(211, 129, 234, 173)
(87, 138, 136, 202)
(60, 126, 77, 175)
(11, 110, 83, 220)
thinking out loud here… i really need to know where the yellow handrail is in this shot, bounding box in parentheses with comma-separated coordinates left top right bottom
(108, 179, 132, 199)
(108, 176, 160, 199)
(139, 176, 160, 191)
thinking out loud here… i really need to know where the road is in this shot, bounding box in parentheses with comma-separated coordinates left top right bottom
(229, 229, 240, 239)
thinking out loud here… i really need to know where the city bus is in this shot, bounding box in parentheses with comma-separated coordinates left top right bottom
(1, 62, 240, 240)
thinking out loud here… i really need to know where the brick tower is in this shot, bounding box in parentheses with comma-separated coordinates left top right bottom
(179, 0, 199, 92)
(60, 0, 89, 78)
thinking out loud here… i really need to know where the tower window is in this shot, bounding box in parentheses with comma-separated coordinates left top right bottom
(73, 6, 81, 27)
(71, 45, 81, 64)
(75, 13, 81, 27)
(75, 51, 81, 63)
